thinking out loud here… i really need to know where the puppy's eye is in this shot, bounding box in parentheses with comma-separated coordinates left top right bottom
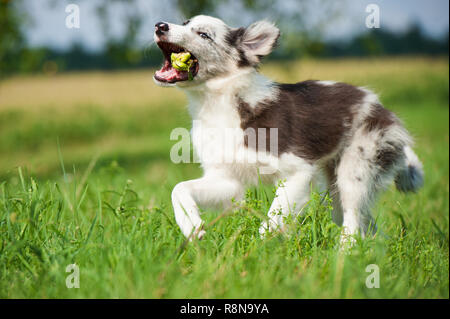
(182, 19, 190, 26)
(197, 32, 210, 40)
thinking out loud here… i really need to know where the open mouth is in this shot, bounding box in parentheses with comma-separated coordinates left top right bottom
(154, 41, 199, 83)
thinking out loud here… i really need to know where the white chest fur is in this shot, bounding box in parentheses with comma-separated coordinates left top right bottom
(189, 91, 244, 165)
(182, 71, 285, 184)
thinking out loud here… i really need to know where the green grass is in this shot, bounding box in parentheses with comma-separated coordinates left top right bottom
(0, 57, 448, 298)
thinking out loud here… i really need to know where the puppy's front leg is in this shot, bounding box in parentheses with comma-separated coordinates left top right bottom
(171, 170, 243, 239)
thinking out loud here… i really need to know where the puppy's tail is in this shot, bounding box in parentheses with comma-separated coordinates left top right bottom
(395, 146, 424, 193)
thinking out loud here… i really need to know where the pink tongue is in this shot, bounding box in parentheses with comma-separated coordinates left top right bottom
(155, 65, 188, 82)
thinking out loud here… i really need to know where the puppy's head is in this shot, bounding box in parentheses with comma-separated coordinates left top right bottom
(153, 15, 280, 87)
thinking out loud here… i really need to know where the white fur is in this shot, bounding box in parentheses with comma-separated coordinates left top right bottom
(317, 80, 337, 86)
(404, 145, 423, 171)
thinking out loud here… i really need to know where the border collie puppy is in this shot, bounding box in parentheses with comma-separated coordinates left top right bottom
(153, 15, 424, 244)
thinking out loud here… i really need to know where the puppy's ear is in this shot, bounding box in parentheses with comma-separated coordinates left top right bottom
(240, 20, 280, 65)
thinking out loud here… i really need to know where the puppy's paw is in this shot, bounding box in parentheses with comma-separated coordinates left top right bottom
(259, 220, 287, 239)
(188, 228, 206, 242)
(197, 229, 206, 240)
(259, 222, 274, 239)
(339, 233, 357, 252)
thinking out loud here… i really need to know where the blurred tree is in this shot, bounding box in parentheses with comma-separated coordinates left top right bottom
(323, 22, 449, 57)
(175, 0, 341, 59)
(0, 0, 47, 76)
(0, 0, 26, 76)
(176, 0, 219, 17)
(95, 0, 144, 68)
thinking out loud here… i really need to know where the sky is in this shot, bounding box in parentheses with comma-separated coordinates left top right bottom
(23, 0, 449, 52)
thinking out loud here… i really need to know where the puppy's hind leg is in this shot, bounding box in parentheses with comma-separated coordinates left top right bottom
(336, 145, 381, 246)
(337, 172, 376, 246)
(336, 130, 404, 246)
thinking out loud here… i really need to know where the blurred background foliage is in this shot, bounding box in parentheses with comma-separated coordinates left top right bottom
(0, 0, 448, 77)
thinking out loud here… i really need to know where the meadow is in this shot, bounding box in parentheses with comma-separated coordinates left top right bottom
(0, 57, 448, 298)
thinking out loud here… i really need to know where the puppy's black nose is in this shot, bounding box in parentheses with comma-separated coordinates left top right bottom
(155, 22, 169, 35)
